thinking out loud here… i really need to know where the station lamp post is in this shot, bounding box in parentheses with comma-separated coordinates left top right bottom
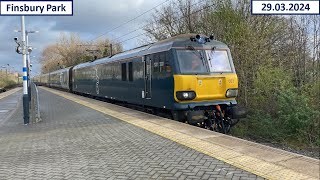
(14, 29, 38, 102)
(12, 15, 41, 125)
(17, 16, 29, 125)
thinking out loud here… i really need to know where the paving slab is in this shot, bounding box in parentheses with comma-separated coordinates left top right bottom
(41, 87, 320, 180)
(0, 88, 22, 125)
(0, 88, 263, 179)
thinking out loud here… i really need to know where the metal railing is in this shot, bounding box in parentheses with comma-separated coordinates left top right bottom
(30, 81, 41, 123)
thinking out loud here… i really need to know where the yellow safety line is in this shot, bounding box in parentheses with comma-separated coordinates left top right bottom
(42, 87, 316, 180)
(0, 87, 21, 100)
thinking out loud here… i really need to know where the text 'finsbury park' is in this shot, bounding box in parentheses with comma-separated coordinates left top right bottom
(6, 4, 67, 13)
(0, 1, 72, 15)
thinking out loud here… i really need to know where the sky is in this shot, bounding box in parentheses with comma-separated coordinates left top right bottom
(0, 0, 161, 75)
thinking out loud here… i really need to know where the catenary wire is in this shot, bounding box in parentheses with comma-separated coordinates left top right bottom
(111, 0, 209, 43)
(89, 0, 172, 42)
(117, 3, 215, 45)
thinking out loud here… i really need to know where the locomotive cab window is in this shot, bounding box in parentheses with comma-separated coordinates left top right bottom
(159, 53, 166, 73)
(153, 54, 159, 73)
(164, 51, 172, 73)
(176, 50, 207, 74)
(153, 51, 172, 77)
(153, 62, 159, 72)
(152, 52, 171, 75)
(205, 50, 232, 73)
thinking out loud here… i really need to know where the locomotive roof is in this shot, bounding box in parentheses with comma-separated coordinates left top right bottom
(73, 34, 229, 69)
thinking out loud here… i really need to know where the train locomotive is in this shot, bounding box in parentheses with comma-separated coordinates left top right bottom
(34, 34, 246, 133)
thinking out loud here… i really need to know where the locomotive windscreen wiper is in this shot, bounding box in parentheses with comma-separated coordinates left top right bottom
(186, 45, 203, 60)
(207, 47, 216, 68)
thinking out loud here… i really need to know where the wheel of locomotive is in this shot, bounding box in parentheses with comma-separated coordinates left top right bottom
(212, 115, 230, 134)
(204, 118, 214, 130)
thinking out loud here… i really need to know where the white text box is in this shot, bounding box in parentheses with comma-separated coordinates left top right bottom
(252, 0, 320, 15)
(1, 1, 73, 15)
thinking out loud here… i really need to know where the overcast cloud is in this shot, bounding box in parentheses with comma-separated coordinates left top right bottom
(0, 0, 159, 74)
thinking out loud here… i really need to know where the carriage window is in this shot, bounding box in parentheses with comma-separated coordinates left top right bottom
(106, 65, 111, 80)
(128, 62, 133, 81)
(111, 64, 116, 80)
(133, 60, 143, 79)
(121, 63, 127, 81)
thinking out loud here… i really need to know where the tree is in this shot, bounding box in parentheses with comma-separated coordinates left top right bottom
(39, 33, 123, 73)
(144, 0, 210, 41)
(143, 0, 320, 149)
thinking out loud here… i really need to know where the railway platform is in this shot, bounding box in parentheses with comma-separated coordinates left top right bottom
(0, 87, 318, 180)
(0, 87, 21, 125)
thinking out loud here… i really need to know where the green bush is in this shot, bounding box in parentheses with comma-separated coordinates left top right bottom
(276, 88, 320, 146)
(232, 65, 320, 148)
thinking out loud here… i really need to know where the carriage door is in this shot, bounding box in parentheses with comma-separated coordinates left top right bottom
(144, 55, 152, 99)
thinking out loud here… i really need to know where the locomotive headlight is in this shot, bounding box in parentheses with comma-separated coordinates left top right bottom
(182, 92, 189, 98)
(176, 91, 196, 101)
(226, 89, 238, 98)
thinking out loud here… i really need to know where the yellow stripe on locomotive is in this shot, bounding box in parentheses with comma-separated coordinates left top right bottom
(174, 74, 238, 103)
